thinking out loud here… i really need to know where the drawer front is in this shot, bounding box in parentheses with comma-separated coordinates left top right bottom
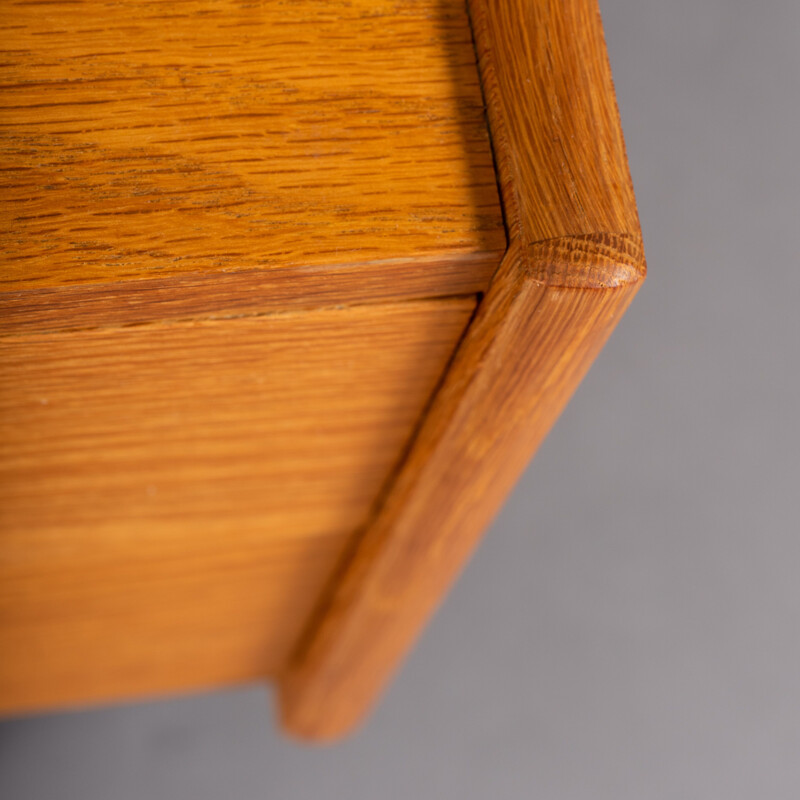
(0, 297, 474, 712)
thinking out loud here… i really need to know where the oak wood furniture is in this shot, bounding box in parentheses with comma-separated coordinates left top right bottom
(0, 0, 644, 740)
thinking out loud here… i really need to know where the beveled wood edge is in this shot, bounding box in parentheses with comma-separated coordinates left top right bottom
(278, 0, 646, 740)
(0, 251, 499, 336)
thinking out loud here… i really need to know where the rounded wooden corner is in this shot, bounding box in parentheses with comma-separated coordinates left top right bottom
(524, 232, 646, 290)
(278, 680, 361, 744)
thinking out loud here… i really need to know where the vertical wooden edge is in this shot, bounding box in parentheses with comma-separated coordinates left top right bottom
(469, 0, 642, 245)
(278, 0, 646, 741)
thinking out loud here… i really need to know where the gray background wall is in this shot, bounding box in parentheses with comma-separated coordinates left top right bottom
(3, 0, 799, 796)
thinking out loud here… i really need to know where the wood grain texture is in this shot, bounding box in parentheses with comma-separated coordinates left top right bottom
(0, 0, 504, 306)
(0, 252, 492, 336)
(279, 0, 646, 740)
(0, 297, 475, 713)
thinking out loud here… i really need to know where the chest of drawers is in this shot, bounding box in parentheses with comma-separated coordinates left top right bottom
(0, 0, 644, 739)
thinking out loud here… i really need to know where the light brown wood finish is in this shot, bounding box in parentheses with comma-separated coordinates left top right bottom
(0, 0, 504, 300)
(0, 252, 492, 336)
(0, 298, 475, 713)
(280, 0, 646, 739)
(0, 0, 503, 715)
(1, 0, 644, 734)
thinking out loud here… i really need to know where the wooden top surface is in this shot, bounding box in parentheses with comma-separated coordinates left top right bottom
(0, 0, 505, 295)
